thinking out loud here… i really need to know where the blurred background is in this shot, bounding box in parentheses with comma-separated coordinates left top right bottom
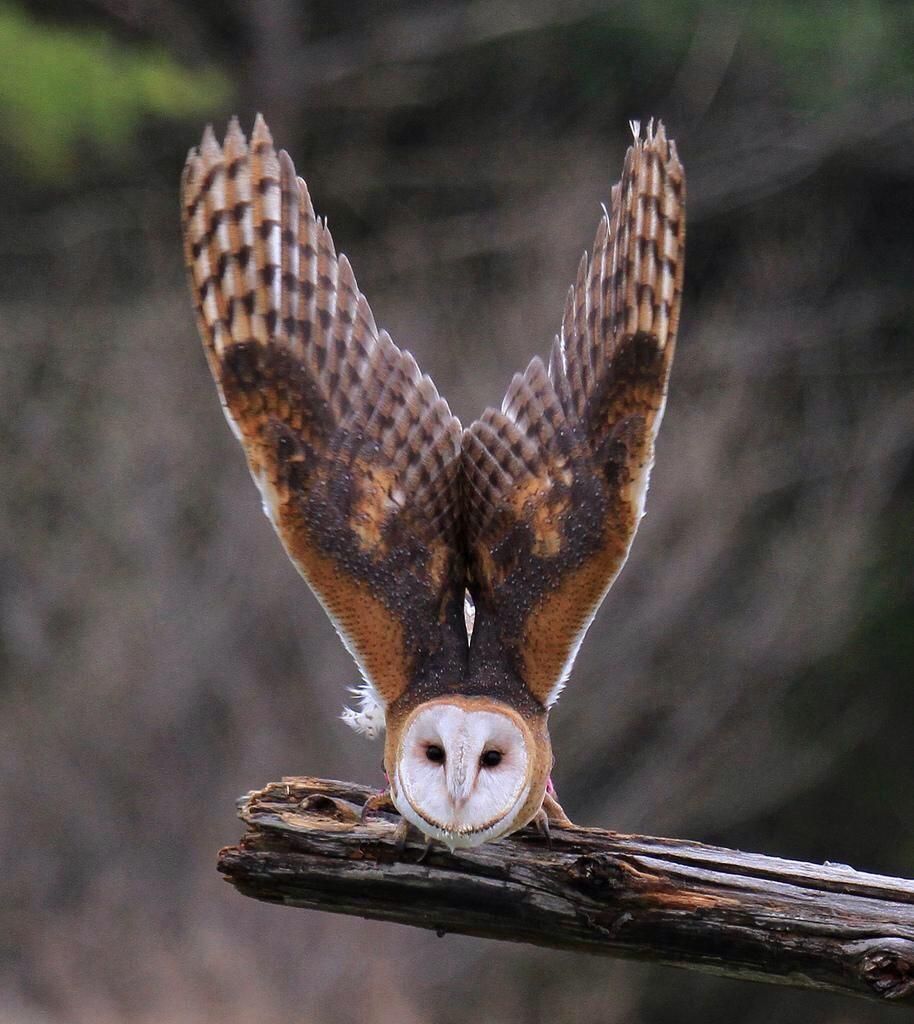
(1, 1, 912, 1022)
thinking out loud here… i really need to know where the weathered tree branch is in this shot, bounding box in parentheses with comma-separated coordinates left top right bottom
(218, 777, 914, 1006)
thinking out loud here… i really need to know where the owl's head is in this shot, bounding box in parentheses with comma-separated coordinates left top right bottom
(387, 697, 550, 850)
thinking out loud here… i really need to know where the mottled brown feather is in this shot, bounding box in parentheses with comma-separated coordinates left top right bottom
(463, 121, 685, 707)
(182, 116, 466, 705)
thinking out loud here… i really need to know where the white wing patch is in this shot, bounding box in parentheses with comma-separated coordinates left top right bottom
(464, 590, 476, 642)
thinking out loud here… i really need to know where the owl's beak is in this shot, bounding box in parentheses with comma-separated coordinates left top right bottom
(445, 750, 476, 811)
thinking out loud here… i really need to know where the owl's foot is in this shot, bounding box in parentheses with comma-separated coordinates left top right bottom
(391, 817, 435, 861)
(393, 816, 411, 854)
(530, 784, 574, 846)
(542, 789, 574, 828)
(361, 787, 397, 822)
(531, 808, 552, 846)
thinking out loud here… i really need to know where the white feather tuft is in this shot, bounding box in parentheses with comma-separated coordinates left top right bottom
(341, 681, 386, 739)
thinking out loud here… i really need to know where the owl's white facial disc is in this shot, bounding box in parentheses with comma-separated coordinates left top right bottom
(392, 703, 531, 849)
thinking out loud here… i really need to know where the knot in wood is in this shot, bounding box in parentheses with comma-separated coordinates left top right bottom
(854, 939, 914, 1001)
(568, 852, 629, 892)
(299, 793, 360, 823)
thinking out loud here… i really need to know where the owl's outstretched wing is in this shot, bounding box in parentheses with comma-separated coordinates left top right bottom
(463, 122, 685, 708)
(181, 117, 466, 721)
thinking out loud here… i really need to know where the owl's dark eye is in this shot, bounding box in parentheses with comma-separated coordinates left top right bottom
(425, 744, 445, 764)
(480, 749, 502, 768)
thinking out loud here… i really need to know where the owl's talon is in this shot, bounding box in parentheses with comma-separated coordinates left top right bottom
(542, 789, 574, 829)
(393, 817, 412, 856)
(415, 836, 435, 863)
(361, 788, 396, 822)
(532, 808, 553, 849)
(528, 786, 574, 848)
(391, 818, 435, 861)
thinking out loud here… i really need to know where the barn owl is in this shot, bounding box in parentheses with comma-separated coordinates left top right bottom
(181, 115, 684, 850)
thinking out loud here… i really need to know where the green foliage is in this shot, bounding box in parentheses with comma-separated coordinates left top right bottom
(749, 0, 914, 112)
(556, 0, 913, 118)
(0, 3, 230, 181)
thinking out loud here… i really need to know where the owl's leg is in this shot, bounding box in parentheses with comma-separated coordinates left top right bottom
(531, 804, 570, 848)
(543, 776, 574, 826)
(393, 816, 411, 854)
(530, 778, 574, 844)
(531, 808, 552, 846)
(542, 789, 574, 828)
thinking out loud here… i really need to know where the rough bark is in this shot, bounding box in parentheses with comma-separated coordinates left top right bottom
(218, 777, 914, 1006)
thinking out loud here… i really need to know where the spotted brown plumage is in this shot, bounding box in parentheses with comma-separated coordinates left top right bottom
(181, 116, 684, 846)
(181, 115, 466, 716)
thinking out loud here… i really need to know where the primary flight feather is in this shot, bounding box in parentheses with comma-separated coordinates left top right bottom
(181, 115, 685, 848)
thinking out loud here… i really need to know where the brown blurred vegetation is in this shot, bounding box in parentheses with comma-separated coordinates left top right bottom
(1, 2, 912, 1022)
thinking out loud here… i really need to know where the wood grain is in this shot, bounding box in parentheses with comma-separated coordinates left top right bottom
(218, 777, 914, 1005)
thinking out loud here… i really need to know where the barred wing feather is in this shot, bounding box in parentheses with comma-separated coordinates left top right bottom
(181, 116, 466, 717)
(462, 122, 685, 708)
